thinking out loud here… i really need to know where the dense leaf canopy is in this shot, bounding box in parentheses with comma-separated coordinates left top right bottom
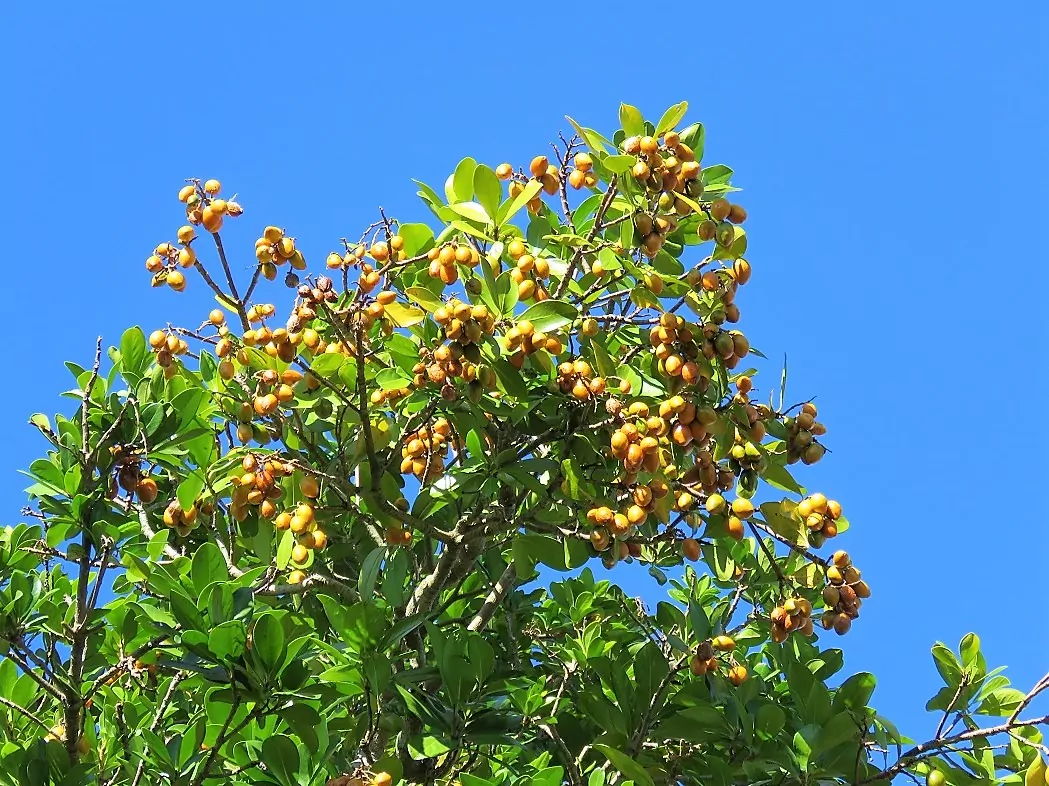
(1, 102, 1046, 786)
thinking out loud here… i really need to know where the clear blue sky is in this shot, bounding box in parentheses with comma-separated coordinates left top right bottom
(5, 1, 1047, 749)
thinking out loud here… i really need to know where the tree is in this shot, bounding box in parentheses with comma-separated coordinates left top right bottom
(0, 102, 1045, 786)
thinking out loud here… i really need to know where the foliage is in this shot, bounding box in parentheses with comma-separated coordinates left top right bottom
(0, 103, 1045, 786)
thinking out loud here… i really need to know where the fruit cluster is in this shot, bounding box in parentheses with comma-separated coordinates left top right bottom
(249, 368, 303, 418)
(399, 417, 452, 482)
(434, 299, 496, 347)
(697, 196, 748, 250)
(702, 324, 750, 371)
(148, 329, 189, 376)
(369, 386, 412, 407)
(162, 499, 199, 538)
(294, 277, 338, 327)
(688, 636, 747, 684)
(585, 479, 669, 548)
(178, 178, 241, 233)
(367, 235, 409, 265)
(385, 523, 413, 547)
(622, 131, 700, 203)
(795, 492, 842, 542)
(426, 241, 479, 285)
(609, 418, 661, 474)
(784, 402, 827, 465)
(506, 319, 564, 366)
(704, 493, 755, 541)
(658, 395, 713, 450)
(254, 225, 307, 282)
(820, 550, 870, 635)
(677, 449, 736, 498)
(567, 152, 598, 190)
(230, 454, 295, 521)
(770, 596, 815, 643)
(144, 238, 194, 292)
(557, 359, 607, 401)
(528, 156, 562, 197)
(507, 238, 552, 301)
(649, 313, 708, 387)
(111, 445, 159, 504)
(634, 211, 680, 260)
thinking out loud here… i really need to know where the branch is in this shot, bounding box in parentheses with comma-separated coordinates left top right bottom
(0, 696, 51, 732)
(538, 722, 583, 786)
(864, 714, 1049, 784)
(85, 635, 170, 700)
(137, 506, 181, 560)
(6, 647, 65, 702)
(467, 563, 516, 632)
(208, 232, 249, 331)
(1008, 671, 1049, 725)
(255, 571, 360, 602)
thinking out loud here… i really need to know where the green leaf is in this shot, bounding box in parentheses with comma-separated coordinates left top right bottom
(603, 155, 637, 174)
(252, 614, 286, 675)
(191, 542, 226, 598)
(517, 300, 578, 333)
(309, 352, 345, 378)
(702, 164, 734, 186)
(498, 178, 543, 225)
(959, 632, 981, 671)
(384, 303, 426, 328)
(474, 165, 502, 221)
(755, 704, 786, 739)
(405, 286, 444, 312)
(594, 744, 654, 786)
(448, 157, 477, 203)
(449, 201, 491, 225)
(461, 775, 496, 786)
(619, 104, 645, 138)
(376, 368, 414, 391)
(513, 534, 567, 572)
(761, 460, 803, 494)
(679, 122, 705, 160)
(208, 620, 246, 662)
(275, 529, 294, 570)
(176, 472, 204, 519)
(835, 672, 876, 711)
(759, 502, 807, 548)
(931, 642, 963, 687)
(396, 222, 435, 257)
(655, 101, 688, 136)
(565, 116, 613, 153)
(120, 327, 149, 380)
(1025, 756, 1046, 786)
(261, 734, 299, 786)
(359, 546, 385, 599)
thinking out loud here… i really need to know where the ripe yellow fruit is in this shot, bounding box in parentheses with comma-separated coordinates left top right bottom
(288, 570, 306, 585)
(299, 476, 320, 498)
(728, 664, 748, 686)
(203, 179, 221, 195)
(730, 497, 755, 519)
(167, 270, 186, 291)
(705, 493, 726, 514)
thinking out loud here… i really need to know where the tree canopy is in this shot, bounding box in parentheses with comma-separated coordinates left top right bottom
(1, 102, 1046, 786)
